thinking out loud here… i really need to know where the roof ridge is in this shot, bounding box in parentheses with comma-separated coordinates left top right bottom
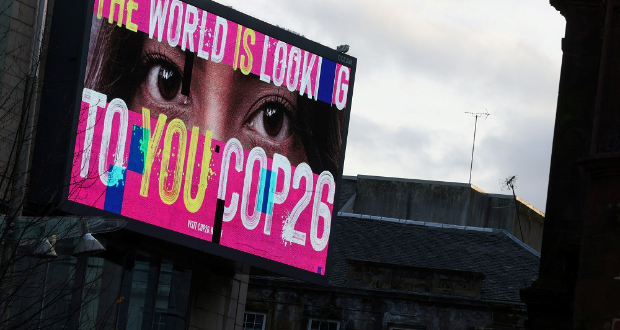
(336, 212, 541, 258)
(337, 212, 495, 233)
(497, 229, 541, 257)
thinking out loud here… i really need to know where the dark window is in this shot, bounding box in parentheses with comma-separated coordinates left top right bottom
(309, 319, 339, 330)
(243, 312, 266, 330)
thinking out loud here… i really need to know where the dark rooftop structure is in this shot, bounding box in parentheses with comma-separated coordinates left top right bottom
(246, 176, 542, 330)
(339, 175, 544, 253)
(330, 215, 539, 302)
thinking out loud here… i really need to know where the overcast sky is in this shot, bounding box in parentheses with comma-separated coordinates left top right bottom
(217, 0, 566, 212)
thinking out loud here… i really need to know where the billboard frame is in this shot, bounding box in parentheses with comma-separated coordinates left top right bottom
(59, 0, 356, 285)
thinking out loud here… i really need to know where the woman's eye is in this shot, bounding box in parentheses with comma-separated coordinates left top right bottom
(145, 63, 182, 102)
(248, 99, 294, 142)
(263, 104, 284, 136)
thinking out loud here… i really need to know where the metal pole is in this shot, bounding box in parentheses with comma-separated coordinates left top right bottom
(465, 110, 490, 185)
(469, 115, 478, 185)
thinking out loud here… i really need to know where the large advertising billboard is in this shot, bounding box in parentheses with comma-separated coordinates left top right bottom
(65, 0, 355, 282)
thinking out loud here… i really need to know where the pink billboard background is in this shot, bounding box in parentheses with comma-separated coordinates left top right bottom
(70, 0, 351, 276)
(71, 95, 332, 274)
(93, 0, 351, 109)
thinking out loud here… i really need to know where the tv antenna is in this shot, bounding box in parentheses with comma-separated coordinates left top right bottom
(465, 109, 490, 184)
(500, 175, 523, 241)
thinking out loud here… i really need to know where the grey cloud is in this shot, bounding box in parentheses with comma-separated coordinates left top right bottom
(224, 0, 560, 211)
(474, 116, 554, 211)
(344, 114, 471, 182)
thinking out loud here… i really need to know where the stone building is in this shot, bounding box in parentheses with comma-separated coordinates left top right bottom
(521, 1, 620, 329)
(244, 176, 543, 330)
(341, 176, 544, 252)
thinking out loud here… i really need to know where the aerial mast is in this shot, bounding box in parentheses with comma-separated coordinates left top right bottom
(465, 109, 490, 185)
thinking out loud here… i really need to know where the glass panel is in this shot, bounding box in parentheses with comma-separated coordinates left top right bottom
(310, 320, 339, 330)
(79, 257, 105, 329)
(40, 239, 78, 330)
(125, 256, 151, 330)
(152, 308, 168, 330)
(38, 242, 193, 330)
(164, 262, 191, 330)
(244, 312, 266, 330)
(114, 253, 192, 330)
(152, 260, 172, 329)
(156, 260, 173, 311)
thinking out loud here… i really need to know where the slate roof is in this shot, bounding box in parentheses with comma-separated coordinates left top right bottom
(328, 215, 540, 303)
(252, 177, 540, 305)
(337, 176, 357, 211)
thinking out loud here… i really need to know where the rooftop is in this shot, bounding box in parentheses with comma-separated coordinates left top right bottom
(329, 215, 540, 303)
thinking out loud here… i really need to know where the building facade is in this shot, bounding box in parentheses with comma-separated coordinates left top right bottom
(244, 177, 543, 330)
(521, 1, 620, 329)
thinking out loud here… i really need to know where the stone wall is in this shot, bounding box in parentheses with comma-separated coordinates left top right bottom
(246, 277, 526, 330)
(350, 175, 544, 252)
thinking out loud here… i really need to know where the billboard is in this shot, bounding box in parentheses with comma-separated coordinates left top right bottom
(65, 0, 355, 282)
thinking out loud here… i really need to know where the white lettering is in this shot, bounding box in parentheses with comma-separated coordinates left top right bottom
(241, 147, 267, 230)
(167, 0, 183, 47)
(218, 138, 244, 222)
(314, 57, 322, 100)
(80, 89, 107, 179)
(197, 10, 209, 60)
(286, 46, 301, 92)
(181, 4, 198, 52)
(259, 36, 271, 83)
(335, 65, 350, 110)
(263, 154, 291, 235)
(149, 0, 170, 42)
(211, 16, 227, 63)
(272, 41, 287, 87)
(300, 52, 316, 99)
(98, 98, 128, 186)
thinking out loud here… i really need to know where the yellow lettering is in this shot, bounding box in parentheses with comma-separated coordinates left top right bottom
(97, 0, 105, 19)
(126, 0, 138, 32)
(240, 28, 255, 75)
(142, 107, 151, 134)
(109, 0, 125, 27)
(140, 108, 167, 197)
(233, 25, 243, 71)
(159, 119, 187, 205)
(184, 129, 214, 213)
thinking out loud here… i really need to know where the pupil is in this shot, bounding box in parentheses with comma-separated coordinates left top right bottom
(262, 103, 284, 137)
(157, 66, 180, 100)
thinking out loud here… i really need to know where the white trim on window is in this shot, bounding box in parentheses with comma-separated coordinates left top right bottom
(308, 318, 340, 330)
(243, 311, 267, 330)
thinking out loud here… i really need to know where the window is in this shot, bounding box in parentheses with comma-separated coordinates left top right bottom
(309, 319, 340, 330)
(243, 312, 266, 330)
(152, 309, 167, 330)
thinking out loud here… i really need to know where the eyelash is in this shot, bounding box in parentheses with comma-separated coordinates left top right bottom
(141, 52, 183, 75)
(245, 94, 297, 142)
(139, 51, 187, 105)
(136, 51, 298, 144)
